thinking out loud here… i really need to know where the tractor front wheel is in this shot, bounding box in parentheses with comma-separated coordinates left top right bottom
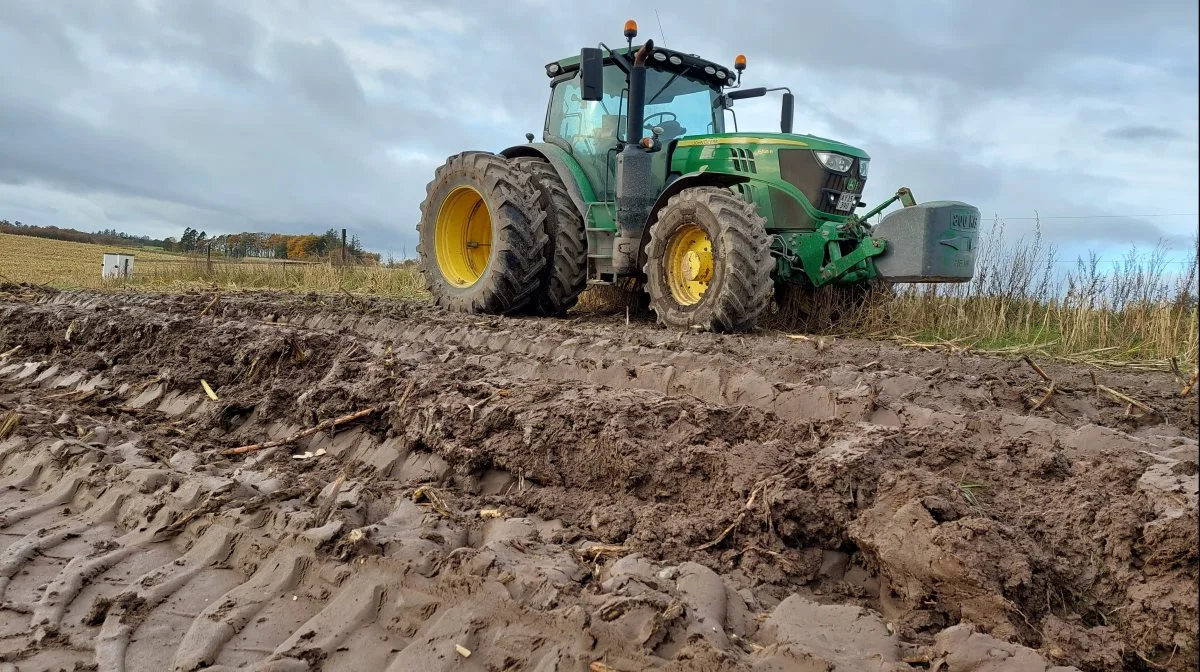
(416, 152, 548, 314)
(643, 186, 773, 332)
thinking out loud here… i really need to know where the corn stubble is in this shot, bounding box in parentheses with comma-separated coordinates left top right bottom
(778, 222, 1198, 368)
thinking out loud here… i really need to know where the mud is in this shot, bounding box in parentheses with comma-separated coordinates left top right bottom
(0, 284, 1195, 671)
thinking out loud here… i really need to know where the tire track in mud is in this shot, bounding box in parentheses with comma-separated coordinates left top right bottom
(26, 288, 1200, 433)
(33, 289, 877, 425)
(0, 287, 1196, 671)
(0, 432, 592, 671)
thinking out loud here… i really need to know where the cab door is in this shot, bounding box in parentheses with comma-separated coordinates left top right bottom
(544, 66, 629, 201)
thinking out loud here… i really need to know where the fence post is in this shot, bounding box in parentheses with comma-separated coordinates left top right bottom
(206, 244, 212, 274)
(341, 228, 347, 267)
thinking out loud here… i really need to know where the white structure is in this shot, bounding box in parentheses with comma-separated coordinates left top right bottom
(102, 253, 135, 279)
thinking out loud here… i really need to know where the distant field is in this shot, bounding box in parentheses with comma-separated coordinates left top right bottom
(0, 232, 427, 297)
(1, 233, 183, 284)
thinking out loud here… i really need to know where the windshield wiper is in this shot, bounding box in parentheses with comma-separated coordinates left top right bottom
(647, 66, 692, 106)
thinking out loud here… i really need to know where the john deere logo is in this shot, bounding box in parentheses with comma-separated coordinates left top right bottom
(846, 178, 859, 191)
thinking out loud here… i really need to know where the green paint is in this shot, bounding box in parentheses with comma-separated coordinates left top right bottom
(520, 45, 948, 290)
(770, 223, 886, 287)
(529, 143, 598, 201)
(585, 201, 617, 231)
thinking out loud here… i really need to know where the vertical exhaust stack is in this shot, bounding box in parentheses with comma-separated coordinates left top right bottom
(624, 40, 650, 145)
(613, 39, 656, 277)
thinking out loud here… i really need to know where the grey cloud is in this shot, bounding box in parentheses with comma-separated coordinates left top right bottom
(1104, 124, 1186, 141)
(0, 3, 87, 101)
(270, 38, 368, 119)
(0, 0, 502, 252)
(0, 98, 220, 212)
(857, 137, 1184, 254)
(0, 0, 1196, 261)
(155, 0, 266, 82)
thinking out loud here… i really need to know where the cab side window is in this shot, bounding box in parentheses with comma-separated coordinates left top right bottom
(546, 67, 629, 199)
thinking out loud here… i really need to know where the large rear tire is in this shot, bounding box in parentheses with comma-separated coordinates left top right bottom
(417, 152, 548, 314)
(512, 157, 588, 316)
(643, 186, 773, 332)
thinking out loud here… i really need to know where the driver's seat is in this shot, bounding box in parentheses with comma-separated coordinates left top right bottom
(597, 114, 624, 141)
(654, 119, 687, 142)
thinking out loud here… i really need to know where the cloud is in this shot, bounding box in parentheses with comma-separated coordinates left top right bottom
(1104, 124, 1186, 142)
(0, 0, 1196, 263)
(268, 38, 368, 119)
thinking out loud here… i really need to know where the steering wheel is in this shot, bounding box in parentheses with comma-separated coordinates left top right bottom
(643, 111, 677, 130)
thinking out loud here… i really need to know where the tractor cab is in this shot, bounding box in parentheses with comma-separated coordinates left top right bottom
(542, 44, 733, 200)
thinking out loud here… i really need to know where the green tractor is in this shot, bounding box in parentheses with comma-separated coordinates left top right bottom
(417, 20, 980, 332)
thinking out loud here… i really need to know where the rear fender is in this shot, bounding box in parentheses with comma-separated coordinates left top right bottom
(498, 143, 595, 218)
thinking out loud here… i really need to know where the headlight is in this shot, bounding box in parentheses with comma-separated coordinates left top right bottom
(858, 158, 869, 178)
(814, 151, 853, 173)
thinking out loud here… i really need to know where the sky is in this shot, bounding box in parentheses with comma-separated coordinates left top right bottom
(0, 0, 1197, 267)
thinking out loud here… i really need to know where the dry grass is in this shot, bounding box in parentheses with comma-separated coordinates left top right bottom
(0, 232, 427, 298)
(1, 233, 179, 284)
(128, 257, 427, 297)
(780, 222, 1200, 368)
(5, 226, 1197, 367)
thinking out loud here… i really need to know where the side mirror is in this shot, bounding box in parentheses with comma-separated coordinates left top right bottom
(581, 48, 604, 101)
(726, 86, 767, 101)
(781, 92, 794, 134)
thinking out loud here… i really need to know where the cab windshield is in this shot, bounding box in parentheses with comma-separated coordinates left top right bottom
(642, 68, 723, 141)
(544, 63, 722, 199)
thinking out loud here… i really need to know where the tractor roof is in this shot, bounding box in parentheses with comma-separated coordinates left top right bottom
(546, 43, 737, 89)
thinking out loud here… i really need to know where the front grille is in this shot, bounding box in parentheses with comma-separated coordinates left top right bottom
(778, 149, 866, 215)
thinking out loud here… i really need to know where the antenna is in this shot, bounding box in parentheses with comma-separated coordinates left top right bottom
(654, 9, 667, 46)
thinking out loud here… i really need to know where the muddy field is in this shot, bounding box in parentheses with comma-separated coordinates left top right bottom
(0, 283, 1195, 672)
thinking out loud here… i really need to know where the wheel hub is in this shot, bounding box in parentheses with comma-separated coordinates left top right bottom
(665, 224, 714, 306)
(681, 250, 712, 283)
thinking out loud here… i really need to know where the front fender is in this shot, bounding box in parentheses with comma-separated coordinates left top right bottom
(637, 170, 750, 263)
(498, 143, 595, 218)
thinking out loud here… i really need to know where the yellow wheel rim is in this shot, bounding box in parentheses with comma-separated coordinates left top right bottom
(434, 186, 492, 288)
(665, 223, 714, 306)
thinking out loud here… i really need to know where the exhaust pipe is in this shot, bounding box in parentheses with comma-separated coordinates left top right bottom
(624, 41, 650, 143)
(613, 39, 655, 277)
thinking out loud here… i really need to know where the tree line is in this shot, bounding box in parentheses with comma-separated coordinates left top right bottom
(1, 220, 381, 264)
(166, 227, 379, 263)
(0, 220, 170, 248)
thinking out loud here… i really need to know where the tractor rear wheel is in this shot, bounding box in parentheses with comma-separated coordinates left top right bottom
(643, 186, 773, 332)
(513, 157, 587, 316)
(417, 152, 548, 314)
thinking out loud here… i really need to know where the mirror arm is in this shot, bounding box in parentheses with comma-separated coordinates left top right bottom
(598, 42, 631, 74)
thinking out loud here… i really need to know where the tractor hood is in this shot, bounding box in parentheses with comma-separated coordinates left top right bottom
(672, 132, 870, 159)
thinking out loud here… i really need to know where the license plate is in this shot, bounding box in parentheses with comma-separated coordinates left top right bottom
(836, 192, 857, 212)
